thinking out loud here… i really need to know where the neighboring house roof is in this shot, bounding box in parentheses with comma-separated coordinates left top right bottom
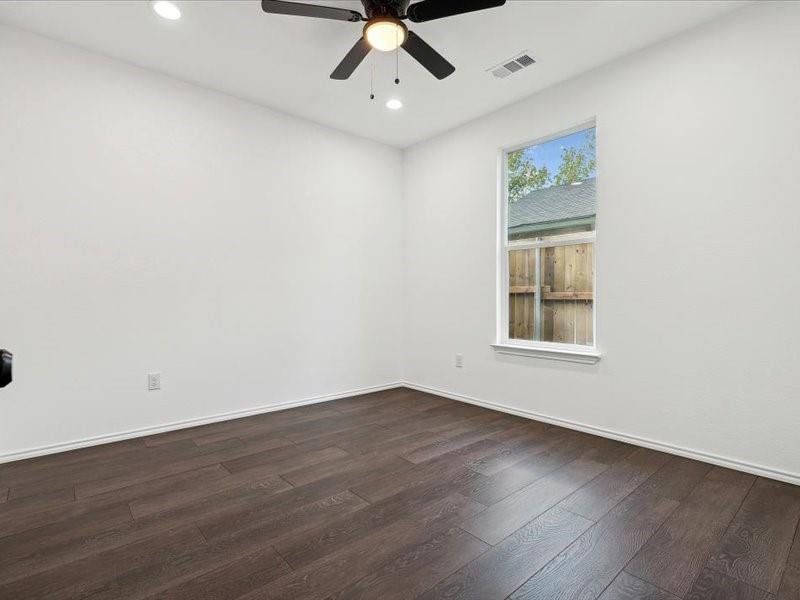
(509, 177, 596, 235)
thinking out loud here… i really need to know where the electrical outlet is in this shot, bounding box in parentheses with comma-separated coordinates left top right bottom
(147, 372, 161, 391)
(454, 354, 464, 368)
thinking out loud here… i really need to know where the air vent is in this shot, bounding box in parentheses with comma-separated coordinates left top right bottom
(516, 54, 535, 67)
(491, 67, 511, 79)
(487, 51, 536, 80)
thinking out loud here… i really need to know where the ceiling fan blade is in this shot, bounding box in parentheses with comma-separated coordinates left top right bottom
(406, 0, 505, 23)
(261, 0, 363, 22)
(330, 37, 371, 80)
(401, 31, 455, 80)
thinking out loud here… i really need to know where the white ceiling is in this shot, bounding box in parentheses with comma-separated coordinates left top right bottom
(0, 0, 746, 147)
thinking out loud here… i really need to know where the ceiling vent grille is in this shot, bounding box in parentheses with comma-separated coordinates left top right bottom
(487, 52, 536, 79)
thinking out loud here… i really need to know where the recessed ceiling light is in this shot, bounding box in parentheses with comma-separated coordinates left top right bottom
(385, 99, 403, 110)
(152, 0, 181, 20)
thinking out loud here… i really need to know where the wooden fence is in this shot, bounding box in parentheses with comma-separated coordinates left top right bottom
(508, 243, 594, 345)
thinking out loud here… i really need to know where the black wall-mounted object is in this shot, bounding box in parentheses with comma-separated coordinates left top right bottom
(0, 350, 12, 388)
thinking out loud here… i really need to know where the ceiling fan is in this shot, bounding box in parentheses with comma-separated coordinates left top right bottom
(261, 0, 506, 80)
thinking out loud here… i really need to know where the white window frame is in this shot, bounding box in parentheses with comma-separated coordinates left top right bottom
(493, 121, 601, 364)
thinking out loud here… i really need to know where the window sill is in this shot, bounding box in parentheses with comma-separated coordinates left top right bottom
(491, 343, 601, 364)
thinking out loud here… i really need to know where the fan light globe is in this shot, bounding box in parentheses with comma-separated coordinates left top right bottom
(365, 19, 406, 52)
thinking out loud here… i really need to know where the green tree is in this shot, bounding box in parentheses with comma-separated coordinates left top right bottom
(508, 150, 550, 201)
(553, 130, 596, 185)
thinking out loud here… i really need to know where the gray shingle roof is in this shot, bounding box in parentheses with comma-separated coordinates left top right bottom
(509, 177, 596, 231)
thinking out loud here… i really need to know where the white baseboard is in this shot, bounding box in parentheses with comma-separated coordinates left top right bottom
(0, 382, 403, 464)
(402, 381, 800, 487)
(6, 380, 797, 487)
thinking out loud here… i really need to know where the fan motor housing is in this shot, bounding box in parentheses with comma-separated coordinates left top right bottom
(362, 0, 410, 19)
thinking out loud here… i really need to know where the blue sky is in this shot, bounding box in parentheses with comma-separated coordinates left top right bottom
(521, 127, 596, 186)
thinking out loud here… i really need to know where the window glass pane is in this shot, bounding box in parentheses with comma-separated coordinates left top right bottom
(507, 243, 594, 345)
(505, 125, 596, 347)
(507, 127, 596, 243)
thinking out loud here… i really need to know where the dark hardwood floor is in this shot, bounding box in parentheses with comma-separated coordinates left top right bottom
(0, 387, 798, 600)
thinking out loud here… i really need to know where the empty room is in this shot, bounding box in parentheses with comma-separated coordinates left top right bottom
(1, 1, 799, 598)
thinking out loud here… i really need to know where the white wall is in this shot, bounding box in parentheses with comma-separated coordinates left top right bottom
(402, 2, 800, 482)
(0, 26, 403, 459)
(3, 2, 799, 481)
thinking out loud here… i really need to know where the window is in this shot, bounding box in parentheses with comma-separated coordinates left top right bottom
(497, 123, 598, 361)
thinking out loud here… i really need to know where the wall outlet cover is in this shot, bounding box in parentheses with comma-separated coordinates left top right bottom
(147, 372, 161, 391)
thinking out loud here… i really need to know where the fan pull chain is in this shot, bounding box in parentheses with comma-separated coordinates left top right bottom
(394, 29, 400, 85)
(369, 63, 375, 100)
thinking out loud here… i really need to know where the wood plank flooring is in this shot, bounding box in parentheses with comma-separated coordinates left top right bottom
(1, 387, 798, 600)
